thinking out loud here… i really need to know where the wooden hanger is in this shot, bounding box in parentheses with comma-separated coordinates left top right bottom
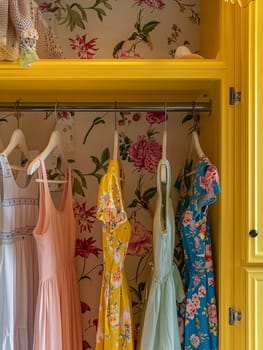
(113, 106, 118, 160)
(160, 105, 168, 183)
(113, 129, 118, 160)
(27, 130, 68, 183)
(160, 129, 167, 183)
(192, 130, 206, 160)
(3, 129, 31, 171)
(186, 131, 206, 177)
(185, 102, 206, 176)
(0, 136, 4, 151)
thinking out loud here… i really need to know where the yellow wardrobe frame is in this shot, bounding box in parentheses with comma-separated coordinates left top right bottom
(0, 1, 261, 349)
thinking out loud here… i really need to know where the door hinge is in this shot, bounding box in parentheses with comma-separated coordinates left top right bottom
(229, 307, 242, 325)
(229, 87, 241, 105)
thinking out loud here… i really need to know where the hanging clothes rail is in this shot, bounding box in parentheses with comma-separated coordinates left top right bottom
(0, 101, 212, 113)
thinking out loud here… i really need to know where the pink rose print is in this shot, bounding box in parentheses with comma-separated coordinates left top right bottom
(93, 318, 98, 330)
(200, 165, 219, 191)
(56, 111, 74, 120)
(74, 201, 97, 234)
(208, 277, 215, 286)
(192, 275, 200, 287)
(198, 285, 206, 297)
(192, 293, 200, 308)
(39, 2, 50, 12)
(208, 304, 218, 324)
(186, 299, 197, 320)
(145, 112, 168, 124)
(127, 221, 152, 256)
(199, 175, 206, 189)
(115, 49, 141, 59)
(182, 210, 193, 226)
(194, 236, 200, 249)
(134, 0, 165, 10)
(128, 135, 162, 173)
(75, 237, 102, 259)
(193, 260, 202, 269)
(69, 34, 98, 59)
(190, 334, 200, 348)
(81, 301, 91, 313)
(205, 244, 214, 269)
(82, 340, 91, 349)
(206, 166, 219, 183)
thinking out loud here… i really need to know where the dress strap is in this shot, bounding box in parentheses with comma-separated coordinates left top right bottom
(0, 153, 12, 178)
(39, 159, 49, 187)
(63, 165, 73, 209)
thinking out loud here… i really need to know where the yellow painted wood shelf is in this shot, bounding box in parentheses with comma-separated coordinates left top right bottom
(0, 59, 227, 103)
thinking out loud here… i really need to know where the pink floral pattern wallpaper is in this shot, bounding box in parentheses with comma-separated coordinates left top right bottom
(2, 1, 200, 349)
(37, 0, 200, 58)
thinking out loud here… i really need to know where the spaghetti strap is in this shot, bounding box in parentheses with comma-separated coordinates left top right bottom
(0, 153, 12, 178)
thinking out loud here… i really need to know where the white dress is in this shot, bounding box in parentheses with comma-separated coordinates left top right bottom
(0, 154, 39, 350)
(139, 159, 184, 350)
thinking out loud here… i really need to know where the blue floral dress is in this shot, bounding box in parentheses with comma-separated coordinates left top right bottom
(175, 157, 220, 350)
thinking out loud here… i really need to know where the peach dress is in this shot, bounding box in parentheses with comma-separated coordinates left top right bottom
(33, 160, 82, 350)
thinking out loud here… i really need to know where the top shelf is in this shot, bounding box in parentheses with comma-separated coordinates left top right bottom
(0, 1, 237, 102)
(0, 59, 228, 102)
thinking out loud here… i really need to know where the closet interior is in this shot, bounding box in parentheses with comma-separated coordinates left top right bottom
(0, 0, 240, 349)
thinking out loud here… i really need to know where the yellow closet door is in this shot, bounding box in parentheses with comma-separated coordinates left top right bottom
(245, 268, 263, 350)
(244, 0, 263, 263)
(235, 1, 263, 349)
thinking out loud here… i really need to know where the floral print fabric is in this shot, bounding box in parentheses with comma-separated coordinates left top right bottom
(96, 160, 134, 350)
(175, 157, 220, 350)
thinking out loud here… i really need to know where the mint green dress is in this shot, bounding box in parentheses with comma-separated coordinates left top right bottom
(139, 159, 184, 350)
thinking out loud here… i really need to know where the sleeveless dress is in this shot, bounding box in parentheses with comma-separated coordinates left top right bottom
(0, 153, 39, 350)
(33, 160, 82, 350)
(96, 159, 134, 350)
(175, 157, 220, 350)
(139, 159, 184, 350)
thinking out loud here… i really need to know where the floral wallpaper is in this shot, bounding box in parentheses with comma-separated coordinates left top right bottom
(37, 0, 200, 58)
(1, 1, 201, 349)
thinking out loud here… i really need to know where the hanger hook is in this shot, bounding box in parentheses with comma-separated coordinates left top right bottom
(164, 102, 168, 132)
(114, 101, 117, 130)
(14, 100, 22, 129)
(54, 102, 58, 121)
(192, 101, 200, 133)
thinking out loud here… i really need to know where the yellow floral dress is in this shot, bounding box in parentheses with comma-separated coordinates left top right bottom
(96, 160, 134, 350)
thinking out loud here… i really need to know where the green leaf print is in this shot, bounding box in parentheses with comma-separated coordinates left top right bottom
(113, 8, 160, 57)
(113, 41, 125, 58)
(128, 174, 156, 214)
(73, 177, 85, 197)
(142, 187, 157, 202)
(73, 169, 87, 189)
(83, 116, 106, 145)
(142, 21, 160, 35)
(87, 147, 110, 182)
(173, 0, 200, 25)
(47, 0, 113, 31)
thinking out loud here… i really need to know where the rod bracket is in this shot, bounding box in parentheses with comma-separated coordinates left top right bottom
(229, 87, 241, 105)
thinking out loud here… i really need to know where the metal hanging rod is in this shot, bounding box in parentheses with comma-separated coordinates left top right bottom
(0, 101, 212, 113)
